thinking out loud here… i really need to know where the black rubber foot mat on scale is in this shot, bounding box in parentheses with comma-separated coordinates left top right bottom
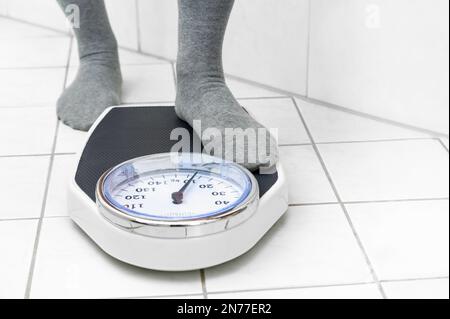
(75, 106, 278, 201)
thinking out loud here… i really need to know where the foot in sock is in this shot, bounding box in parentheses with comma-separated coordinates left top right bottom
(176, 79, 278, 171)
(57, 0, 122, 131)
(176, 0, 278, 170)
(57, 55, 122, 131)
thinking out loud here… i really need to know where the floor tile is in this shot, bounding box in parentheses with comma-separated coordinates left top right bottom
(280, 146, 336, 204)
(69, 44, 166, 67)
(0, 18, 61, 39)
(45, 154, 77, 217)
(347, 200, 449, 280)
(0, 156, 49, 219)
(205, 205, 372, 293)
(382, 278, 449, 299)
(66, 64, 176, 103)
(0, 219, 38, 298)
(318, 140, 449, 202)
(0, 68, 65, 107)
(227, 77, 284, 99)
(30, 218, 203, 298)
(210, 284, 382, 299)
(242, 98, 309, 145)
(0, 107, 56, 156)
(296, 99, 428, 143)
(54, 122, 87, 154)
(0, 37, 70, 68)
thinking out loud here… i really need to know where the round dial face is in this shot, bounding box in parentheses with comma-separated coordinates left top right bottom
(99, 153, 256, 222)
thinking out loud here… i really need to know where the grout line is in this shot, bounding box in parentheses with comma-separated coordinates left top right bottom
(304, 0, 312, 98)
(279, 143, 312, 147)
(122, 293, 205, 300)
(62, 36, 74, 86)
(24, 38, 71, 299)
(0, 15, 71, 36)
(236, 95, 289, 101)
(200, 269, 208, 299)
(24, 120, 60, 299)
(291, 97, 388, 299)
(312, 137, 439, 145)
(278, 137, 446, 148)
(436, 138, 449, 153)
(380, 276, 449, 284)
(288, 197, 449, 208)
(0, 217, 41, 223)
(0, 65, 68, 71)
(207, 281, 376, 297)
(0, 215, 70, 223)
(134, 0, 142, 52)
(289, 202, 339, 207)
(0, 152, 76, 159)
(342, 197, 449, 205)
(171, 62, 177, 87)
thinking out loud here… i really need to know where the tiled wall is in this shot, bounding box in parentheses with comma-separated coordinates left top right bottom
(308, 0, 449, 134)
(0, 0, 448, 134)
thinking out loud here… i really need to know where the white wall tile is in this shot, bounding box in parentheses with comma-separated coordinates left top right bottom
(105, 0, 138, 50)
(0, 0, 9, 15)
(137, 0, 309, 96)
(309, 0, 449, 134)
(223, 0, 309, 95)
(138, 0, 178, 60)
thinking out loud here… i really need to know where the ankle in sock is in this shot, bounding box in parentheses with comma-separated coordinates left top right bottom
(56, 0, 122, 131)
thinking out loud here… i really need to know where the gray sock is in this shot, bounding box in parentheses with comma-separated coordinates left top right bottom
(57, 0, 122, 131)
(175, 0, 278, 171)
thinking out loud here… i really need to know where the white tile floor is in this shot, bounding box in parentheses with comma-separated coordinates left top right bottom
(0, 17, 448, 299)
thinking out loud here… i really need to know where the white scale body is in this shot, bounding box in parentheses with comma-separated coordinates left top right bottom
(68, 105, 288, 271)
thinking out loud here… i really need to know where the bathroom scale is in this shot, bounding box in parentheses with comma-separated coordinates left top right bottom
(68, 105, 288, 271)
